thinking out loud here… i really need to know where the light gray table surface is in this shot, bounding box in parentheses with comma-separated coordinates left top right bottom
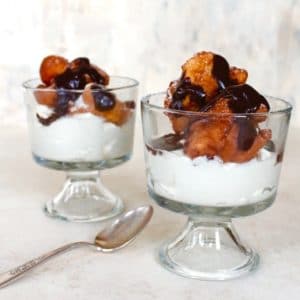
(0, 125, 299, 300)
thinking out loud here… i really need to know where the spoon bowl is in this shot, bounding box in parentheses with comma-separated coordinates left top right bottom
(95, 205, 153, 250)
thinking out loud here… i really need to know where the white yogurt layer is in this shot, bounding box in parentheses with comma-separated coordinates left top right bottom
(27, 101, 134, 162)
(146, 148, 281, 207)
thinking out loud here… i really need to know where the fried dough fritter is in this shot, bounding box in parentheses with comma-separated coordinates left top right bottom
(220, 124, 272, 163)
(184, 118, 271, 163)
(184, 118, 233, 159)
(82, 83, 131, 126)
(181, 51, 218, 98)
(229, 67, 248, 85)
(164, 51, 270, 163)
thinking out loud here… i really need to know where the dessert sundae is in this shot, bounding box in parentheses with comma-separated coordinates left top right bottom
(144, 51, 281, 207)
(25, 55, 135, 163)
(141, 54, 292, 279)
(23, 56, 138, 222)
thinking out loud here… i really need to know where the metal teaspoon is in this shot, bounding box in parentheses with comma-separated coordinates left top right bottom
(0, 205, 153, 288)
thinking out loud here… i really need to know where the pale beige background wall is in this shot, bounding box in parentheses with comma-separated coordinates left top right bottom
(0, 0, 299, 125)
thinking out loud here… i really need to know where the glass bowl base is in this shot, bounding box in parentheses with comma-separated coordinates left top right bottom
(33, 153, 131, 171)
(158, 218, 259, 280)
(149, 188, 275, 218)
(44, 171, 124, 222)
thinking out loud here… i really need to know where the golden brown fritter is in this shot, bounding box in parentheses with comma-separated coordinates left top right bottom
(219, 124, 271, 163)
(168, 115, 191, 135)
(164, 51, 270, 163)
(82, 83, 131, 126)
(40, 55, 69, 85)
(184, 118, 233, 159)
(181, 51, 218, 98)
(229, 67, 248, 85)
(34, 84, 57, 107)
(184, 118, 271, 163)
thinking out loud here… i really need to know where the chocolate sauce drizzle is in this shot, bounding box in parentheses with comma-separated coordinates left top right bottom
(221, 84, 269, 113)
(212, 54, 231, 89)
(91, 85, 116, 111)
(37, 89, 74, 125)
(200, 84, 269, 151)
(37, 57, 112, 126)
(201, 84, 270, 114)
(236, 118, 258, 151)
(169, 54, 235, 111)
(170, 77, 206, 110)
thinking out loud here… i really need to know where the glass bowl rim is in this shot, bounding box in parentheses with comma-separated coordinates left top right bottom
(141, 92, 293, 116)
(22, 75, 139, 93)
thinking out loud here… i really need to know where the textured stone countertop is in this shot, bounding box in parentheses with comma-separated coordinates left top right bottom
(0, 125, 299, 300)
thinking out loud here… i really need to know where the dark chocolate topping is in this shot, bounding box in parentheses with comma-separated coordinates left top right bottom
(170, 77, 206, 110)
(200, 84, 269, 151)
(55, 65, 106, 90)
(91, 86, 116, 111)
(201, 84, 270, 114)
(82, 66, 106, 84)
(223, 84, 269, 113)
(212, 54, 231, 89)
(236, 118, 258, 151)
(169, 54, 233, 111)
(37, 89, 72, 126)
(68, 57, 106, 85)
(70, 57, 90, 69)
(55, 68, 86, 90)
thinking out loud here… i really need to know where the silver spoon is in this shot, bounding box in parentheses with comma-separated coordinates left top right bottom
(0, 205, 153, 288)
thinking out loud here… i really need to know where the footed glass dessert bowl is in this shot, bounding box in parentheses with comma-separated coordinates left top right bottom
(24, 55, 138, 222)
(141, 92, 291, 280)
(141, 51, 292, 280)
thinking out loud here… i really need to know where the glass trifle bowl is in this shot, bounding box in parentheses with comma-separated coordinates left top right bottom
(141, 92, 292, 280)
(23, 75, 138, 222)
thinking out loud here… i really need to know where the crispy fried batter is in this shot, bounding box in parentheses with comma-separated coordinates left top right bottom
(169, 115, 191, 134)
(184, 118, 233, 159)
(91, 64, 110, 86)
(203, 96, 268, 117)
(34, 84, 57, 107)
(229, 67, 248, 85)
(182, 51, 219, 98)
(220, 124, 271, 163)
(204, 97, 232, 114)
(253, 104, 269, 123)
(82, 83, 131, 126)
(94, 101, 131, 125)
(39, 55, 69, 85)
(184, 119, 271, 163)
(167, 80, 178, 96)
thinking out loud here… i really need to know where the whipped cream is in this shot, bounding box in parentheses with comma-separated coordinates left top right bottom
(146, 148, 281, 207)
(27, 98, 134, 162)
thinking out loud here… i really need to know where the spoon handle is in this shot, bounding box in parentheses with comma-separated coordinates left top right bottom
(0, 241, 93, 288)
